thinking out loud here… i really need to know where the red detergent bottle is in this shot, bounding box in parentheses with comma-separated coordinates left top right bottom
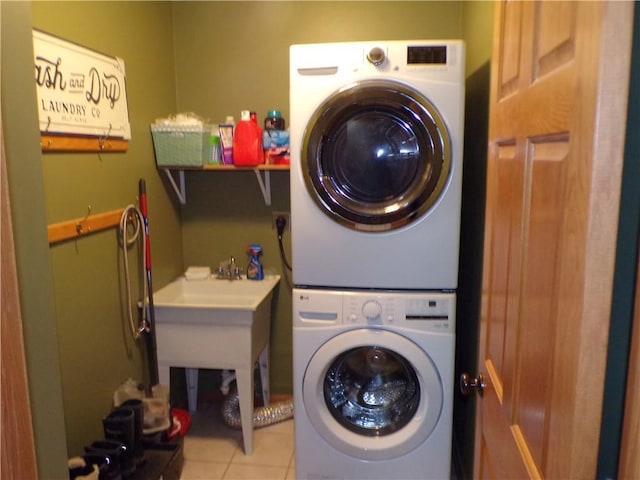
(233, 110, 264, 166)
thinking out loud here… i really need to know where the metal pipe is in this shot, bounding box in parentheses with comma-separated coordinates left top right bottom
(221, 390, 294, 429)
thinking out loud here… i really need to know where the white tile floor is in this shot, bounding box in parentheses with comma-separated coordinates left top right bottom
(179, 399, 458, 480)
(180, 400, 295, 480)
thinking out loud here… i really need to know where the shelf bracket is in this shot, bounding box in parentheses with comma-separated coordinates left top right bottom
(163, 169, 186, 205)
(160, 167, 277, 206)
(253, 169, 272, 206)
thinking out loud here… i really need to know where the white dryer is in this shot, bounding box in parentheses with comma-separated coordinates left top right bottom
(289, 41, 465, 290)
(293, 288, 455, 479)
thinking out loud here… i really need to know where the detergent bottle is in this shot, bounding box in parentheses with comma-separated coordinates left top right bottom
(233, 110, 264, 166)
(250, 111, 265, 164)
(246, 244, 264, 280)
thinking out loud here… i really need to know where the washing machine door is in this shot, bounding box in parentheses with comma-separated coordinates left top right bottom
(302, 329, 443, 460)
(302, 79, 451, 232)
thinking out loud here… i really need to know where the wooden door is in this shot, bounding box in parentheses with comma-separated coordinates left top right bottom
(474, 2, 633, 478)
(1, 120, 38, 476)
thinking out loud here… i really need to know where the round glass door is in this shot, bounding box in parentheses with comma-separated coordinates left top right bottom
(302, 79, 451, 231)
(324, 346, 420, 436)
(302, 329, 443, 460)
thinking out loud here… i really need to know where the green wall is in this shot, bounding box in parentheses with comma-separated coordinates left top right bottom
(172, 1, 463, 122)
(29, 0, 183, 461)
(2, 1, 495, 477)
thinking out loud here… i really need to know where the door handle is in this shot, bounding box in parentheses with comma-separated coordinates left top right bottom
(460, 372, 485, 396)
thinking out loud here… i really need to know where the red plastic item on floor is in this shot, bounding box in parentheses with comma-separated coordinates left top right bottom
(167, 408, 191, 440)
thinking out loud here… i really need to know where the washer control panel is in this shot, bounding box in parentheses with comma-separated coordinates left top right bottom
(294, 288, 455, 332)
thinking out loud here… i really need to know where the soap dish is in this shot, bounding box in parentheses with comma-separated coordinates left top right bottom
(184, 266, 211, 281)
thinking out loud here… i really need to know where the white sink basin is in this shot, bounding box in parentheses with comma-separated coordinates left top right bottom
(153, 274, 281, 311)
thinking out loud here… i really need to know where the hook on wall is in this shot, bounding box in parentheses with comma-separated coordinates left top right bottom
(48, 206, 129, 245)
(40, 117, 53, 149)
(98, 124, 113, 150)
(76, 205, 92, 235)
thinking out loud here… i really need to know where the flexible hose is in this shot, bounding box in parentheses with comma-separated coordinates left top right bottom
(221, 389, 294, 429)
(278, 233, 292, 272)
(119, 205, 149, 340)
(275, 216, 292, 271)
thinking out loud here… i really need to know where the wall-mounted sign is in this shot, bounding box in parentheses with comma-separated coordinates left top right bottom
(33, 29, 131, 141)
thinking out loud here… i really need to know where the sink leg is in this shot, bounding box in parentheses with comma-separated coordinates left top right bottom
(259, 346, 270, 406)
(235, 367, 254, 455)
(158, 365, 170, 390)
(186, 368, 199, 412)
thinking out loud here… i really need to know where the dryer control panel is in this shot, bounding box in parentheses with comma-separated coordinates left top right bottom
(294, 289, 455, 333)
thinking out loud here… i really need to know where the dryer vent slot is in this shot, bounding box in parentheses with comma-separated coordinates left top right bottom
(297, 67, 339, 76)
(300, 311, 339, 321)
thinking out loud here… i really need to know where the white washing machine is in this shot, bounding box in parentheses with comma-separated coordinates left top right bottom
(290, 40, 465, 290)
(293, 288, 455, 479)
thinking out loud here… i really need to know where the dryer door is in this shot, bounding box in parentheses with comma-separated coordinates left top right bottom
(302, 329, 443, 460)
(302, 79, 451, 232)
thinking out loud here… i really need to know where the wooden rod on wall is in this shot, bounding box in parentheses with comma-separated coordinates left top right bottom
(48, 208, 125, 245)
(40, 135, 129, 153)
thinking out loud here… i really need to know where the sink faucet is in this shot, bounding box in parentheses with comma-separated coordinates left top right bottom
(216, 256, 243, 280)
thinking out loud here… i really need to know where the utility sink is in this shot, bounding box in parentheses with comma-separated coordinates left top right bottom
(152, 274, 281, 325)
(152, 274, 281, 455)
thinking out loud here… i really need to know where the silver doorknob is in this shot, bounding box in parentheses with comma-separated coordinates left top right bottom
(460, 372, 485, 396)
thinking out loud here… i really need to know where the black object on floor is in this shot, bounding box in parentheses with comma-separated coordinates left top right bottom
(128, 437, 183, 480)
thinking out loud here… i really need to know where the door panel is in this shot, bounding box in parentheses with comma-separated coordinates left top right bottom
(535, 3, 576, 77)
(516, 138, 567, 469)
(479, 378, 530, 479)
(498, 3, 522, 98)
(485, 141, 523, 415)
(475, 2, 632, 478)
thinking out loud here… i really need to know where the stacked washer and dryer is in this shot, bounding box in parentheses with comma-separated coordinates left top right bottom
(289, 41, 464, 479)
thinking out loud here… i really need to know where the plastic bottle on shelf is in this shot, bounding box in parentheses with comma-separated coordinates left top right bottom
(219, 116, 235, 165)
(246, 244, 264, 280)
(233, 110, 264, 166)
(263, 109, 290, 165)
(208, 124, 221, 164)
(250, 112, 265, 165)
(264, 110, 285, 131)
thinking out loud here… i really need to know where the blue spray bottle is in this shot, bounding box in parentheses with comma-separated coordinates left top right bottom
(246, 244, 264, 280)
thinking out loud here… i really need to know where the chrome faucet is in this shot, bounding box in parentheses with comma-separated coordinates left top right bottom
(216, 256, 242, 280)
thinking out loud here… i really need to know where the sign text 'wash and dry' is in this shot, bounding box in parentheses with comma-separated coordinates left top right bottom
(33, 30, 131, 140)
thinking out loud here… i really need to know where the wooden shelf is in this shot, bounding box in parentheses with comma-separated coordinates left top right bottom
(161, 164, 289, 171)
(202, 164, 289, 171)
(160, 164, 289, 205)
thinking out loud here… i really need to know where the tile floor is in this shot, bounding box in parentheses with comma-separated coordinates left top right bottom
(179, 400, 295, 480)
(178, 399, 458, 480)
